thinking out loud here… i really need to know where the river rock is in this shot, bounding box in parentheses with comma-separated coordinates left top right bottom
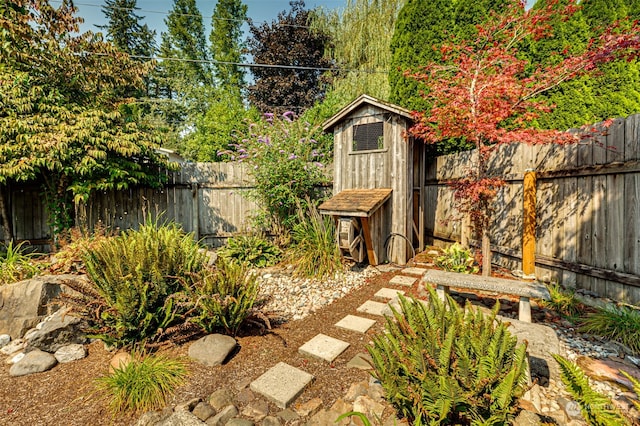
(9, 349, 57, 376)
(0, 334, 10, 348)
(26, 308, 86, 353)
(54, 343, 87, 363)
(156, 411, 205, 426)
(188, 334, 237, 367)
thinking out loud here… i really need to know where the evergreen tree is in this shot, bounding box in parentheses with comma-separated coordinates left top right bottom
(99, 0, 155, 57)
(159, 0, 210, 87)
(210, 0, 248, 91)
(247, 0, 334, 115)
(453, 0, 509, 40)
(389, 0, 454, 111)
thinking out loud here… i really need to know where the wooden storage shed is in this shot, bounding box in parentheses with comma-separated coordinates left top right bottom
(319, 94, 427, 265)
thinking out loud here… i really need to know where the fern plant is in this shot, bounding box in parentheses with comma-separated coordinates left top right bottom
(192, 257, 260, 336)
(217, 234, 281, 268)
(435, 243, 479, 274)
(368, 289, 528, 425)
(619, 370, 640, 412)
(552, 354, 629, 426)
(80, 219, 207, 347)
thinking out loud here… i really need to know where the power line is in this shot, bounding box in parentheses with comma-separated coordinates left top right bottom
(82, 51, 389, 74)
(53, 0, 316, 29)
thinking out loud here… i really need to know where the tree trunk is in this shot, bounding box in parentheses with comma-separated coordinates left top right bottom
(0, 184, 14, 244)
(482, 226, 491, 277)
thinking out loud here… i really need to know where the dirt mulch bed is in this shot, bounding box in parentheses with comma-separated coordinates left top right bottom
(0, 270, 401, 426)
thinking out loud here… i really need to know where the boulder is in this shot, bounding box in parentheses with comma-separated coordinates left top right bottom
(0, 274, 85, 339)
(25, 308, 85, 353)
(0, 334, 10, 348)
(505, 318, 564, 382)
(109, 352, 133, 373)
(576, 356, 640, 391)
(54, 343, 87, 363)
(9, 349, 57, 377)
(188, 334, 237, 367)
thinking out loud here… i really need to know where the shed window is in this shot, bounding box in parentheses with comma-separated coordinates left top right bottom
(353, 122, 384, 151)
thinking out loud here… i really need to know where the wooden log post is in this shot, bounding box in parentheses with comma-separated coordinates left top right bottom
(523, 169, 537, 277)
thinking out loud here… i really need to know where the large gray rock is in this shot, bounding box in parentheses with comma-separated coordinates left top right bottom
(9, 349, 57, 376)
(156, 411, 206, 426)
(504, 317, 564, 382)
(0, 274, 85, 339)
(26, 308, 86, 353)
(188, 334, 237, 367)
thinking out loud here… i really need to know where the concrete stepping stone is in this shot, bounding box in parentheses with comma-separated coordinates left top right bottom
(389, 275, 417, 287)
(374, 288, 406, 300)
(250, 362, 314, 409)
(357, 300, 390, 317)
(402, 267, 427, 276)
(335, 315, 376, 333)
(347, 353, 373, 370)
(299, 334, 350, 363)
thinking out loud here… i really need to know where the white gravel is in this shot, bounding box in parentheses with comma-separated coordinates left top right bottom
(255, 265, 380, 320)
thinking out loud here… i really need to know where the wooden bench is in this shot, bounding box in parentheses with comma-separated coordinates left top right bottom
(420, 269, 551, 323)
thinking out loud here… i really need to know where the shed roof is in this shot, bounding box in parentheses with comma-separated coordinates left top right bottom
(322, 94, 413, 132)
(317, 188, 392, 217)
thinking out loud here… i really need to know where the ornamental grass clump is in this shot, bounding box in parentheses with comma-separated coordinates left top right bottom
(287, 204, 343, 279)
(368, 288, 528, 425)
(580, 304, 640, 355)
(0, 240, 41, 285)
(96, 351, 187, 414)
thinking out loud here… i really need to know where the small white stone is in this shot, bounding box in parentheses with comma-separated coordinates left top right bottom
(0, 339, 25, 355)
(23, 328, 39, 340)
(7, 352, 25, 364)
(54, 344, 87, 363)
(0, 334, 10, 349)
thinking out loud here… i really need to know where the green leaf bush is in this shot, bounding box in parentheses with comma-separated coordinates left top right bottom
(368, 289, 528, 425)
(435, 243, 479, 274)
(217, 234, 281, 268)
(96, 351, 187, 414)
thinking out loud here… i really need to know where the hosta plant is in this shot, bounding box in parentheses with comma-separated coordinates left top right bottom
(368, 289, 528, 425)
(435, 242, 479, 274)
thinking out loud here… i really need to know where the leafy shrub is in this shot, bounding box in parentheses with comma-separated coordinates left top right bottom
(542, 283, 584, 320)
(287, 204, 343, 279)
(96, 351, 187, 414)
(0, 240, 41, 285)
(222, 112, 331, 231)
(50, 224, 111, 274)
(368, 290, 528, 425)
(580, 304, 640, 355)
(79, 219, 207, 347)
(552, 354, 628, 426)
(192, 258, 260, 336)
(217, 234, 281, 268)
(435, 242, 479, 274)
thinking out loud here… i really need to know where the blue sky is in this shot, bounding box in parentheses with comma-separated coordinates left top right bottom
(73, 0, 346, 36)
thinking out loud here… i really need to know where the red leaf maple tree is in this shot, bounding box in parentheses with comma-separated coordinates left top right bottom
(407, 0, 640, 275)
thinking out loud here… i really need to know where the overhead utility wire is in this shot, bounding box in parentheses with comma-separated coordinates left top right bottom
(81, 51, 389, 74)
(53, 0, 315, 29)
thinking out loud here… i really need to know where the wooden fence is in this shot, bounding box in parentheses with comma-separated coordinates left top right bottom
(2, 163, 258, 249)
(425, 114, 640, 304)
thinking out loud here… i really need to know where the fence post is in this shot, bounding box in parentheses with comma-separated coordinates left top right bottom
(191, 183, 200, 240)
(523, 169, 536, 277)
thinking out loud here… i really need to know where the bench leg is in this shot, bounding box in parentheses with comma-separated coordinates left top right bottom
(436, 285, 449, 301)
(519, 297, 532, 323)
